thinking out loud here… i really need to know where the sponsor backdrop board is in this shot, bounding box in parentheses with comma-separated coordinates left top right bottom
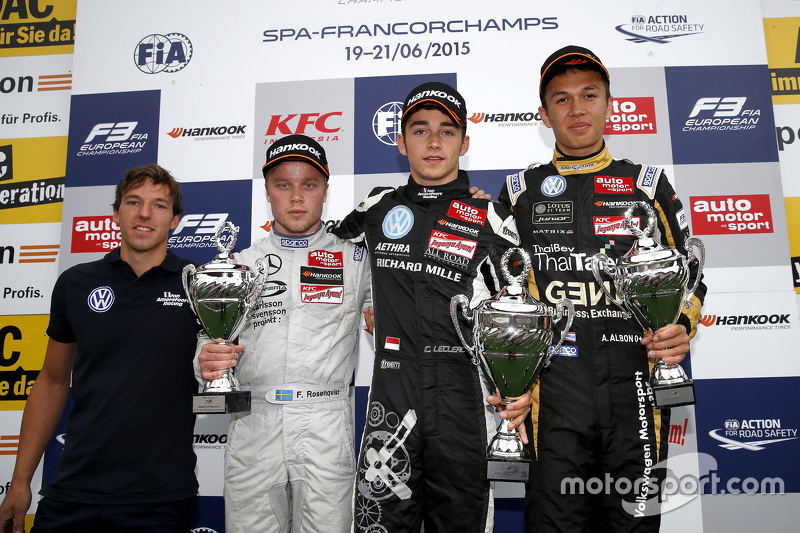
(1, 0, 800, 531)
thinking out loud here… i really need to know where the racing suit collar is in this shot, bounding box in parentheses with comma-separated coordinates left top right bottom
(271, 225, 325, 249)
(552, 142, 613, 176)
(405, 169, 471, 203)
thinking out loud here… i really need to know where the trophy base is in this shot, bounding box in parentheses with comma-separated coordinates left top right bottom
(652, 380, 695, 409)
(487, 457, 531, 482)
(192, 391, 251, 414)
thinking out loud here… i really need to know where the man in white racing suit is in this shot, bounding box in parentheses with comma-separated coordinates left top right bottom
(197, 134, 371, 533)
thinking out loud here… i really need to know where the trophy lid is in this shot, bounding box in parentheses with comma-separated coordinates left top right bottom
(621, 201, 684, 265)
(478, 248, 550, 315)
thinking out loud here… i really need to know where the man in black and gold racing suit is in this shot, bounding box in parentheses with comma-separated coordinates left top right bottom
(498, 46, 707, 533)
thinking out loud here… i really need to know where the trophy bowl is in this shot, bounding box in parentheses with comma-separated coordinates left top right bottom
(451, 247, 574, 481)
(182, 221, 266, 413)
(590, 201, 704, 408)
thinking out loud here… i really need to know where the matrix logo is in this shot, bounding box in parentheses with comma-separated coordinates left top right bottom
(373, 102, 402, 146)
(690, 195, 773, 235)
(134, 33, 193, 74)
(264, 112, 342, 142)
(683, 97, 760, 132)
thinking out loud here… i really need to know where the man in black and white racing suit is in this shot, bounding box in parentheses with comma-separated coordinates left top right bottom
(197, 135, 371, 533)
(498, 46, 707, 532)
(332, 82, 526, 533)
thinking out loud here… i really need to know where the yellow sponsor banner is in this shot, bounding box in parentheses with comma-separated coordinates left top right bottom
(0, 315, 48, 411)
(0, 0, 76, 57)
(786, 196, 800, 294)
(0, 136, 65, 225)
(763, 17, 800, 105)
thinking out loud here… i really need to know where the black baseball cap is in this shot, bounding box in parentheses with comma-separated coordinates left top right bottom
(401, 81, 467, 128)
(539, 45, 609, 95)
(262, 134, 329, 179)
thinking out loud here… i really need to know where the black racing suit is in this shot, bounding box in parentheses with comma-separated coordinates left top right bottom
(332, 170, 520, 533)
(498, 145, 706, 533)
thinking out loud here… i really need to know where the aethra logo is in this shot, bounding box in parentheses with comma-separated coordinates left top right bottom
(87, 286, 114, 313)
(382, 206, 414, 239)
(541, 175, 566, 197)
(134, 33, 193, 74)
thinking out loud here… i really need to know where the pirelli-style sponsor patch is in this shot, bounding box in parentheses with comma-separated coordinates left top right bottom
(595, 176, 634, 194)
(308, 249, 343, 268)
(505, 171, 527, 205)
(533, 201, 573, 224)
(427, 229, 477, 259)
(636, 166, 661, 200)
(447, 200, 486, 226)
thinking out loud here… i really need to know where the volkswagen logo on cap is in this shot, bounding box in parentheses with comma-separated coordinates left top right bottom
(382, 206, 414, 239)
(87, 286, 115, 313)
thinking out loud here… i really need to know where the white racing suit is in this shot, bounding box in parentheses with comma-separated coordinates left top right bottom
(197, 227, 370, 533)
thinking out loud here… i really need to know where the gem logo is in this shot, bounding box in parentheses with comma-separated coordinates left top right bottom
(71, 216, 121, 253)
(382, 206, 414, 239)
(87, 286, 114, 313)
(541, 175, 566, 197)
(690, 195, 773, 235)
(373, 102, 403, 146)
(134, 33, 193, 74)
(604, 97, 657, 135)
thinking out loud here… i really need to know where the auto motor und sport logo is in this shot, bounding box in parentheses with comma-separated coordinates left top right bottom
(134, 33, 193, 74)
(615, 14, 705, 45)
(604, 98, 657, 135)
(690, 195, 773, 235)
(71, 216, 120, 253)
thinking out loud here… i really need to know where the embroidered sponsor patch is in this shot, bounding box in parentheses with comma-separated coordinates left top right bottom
(281, 238, 308, 248)
(447, 200, 487, 226)
(427, 229, 477, 259)
(385, 337, 400, 351)
(593, 216, 640, 236)
(595, 176, 634, 194)
(541, 175, 566, 197)
(506, 172, 527, 205)
(308, 250, 343, 268)
(636, 166, 661, 200)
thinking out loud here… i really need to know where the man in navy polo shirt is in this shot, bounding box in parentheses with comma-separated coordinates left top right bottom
(0, 164, 200, 533)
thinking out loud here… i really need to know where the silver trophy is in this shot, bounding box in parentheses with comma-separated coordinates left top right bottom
(590, 201, 705, 409)
(451, 247, 575, 482)
(182, 221, 266, 414)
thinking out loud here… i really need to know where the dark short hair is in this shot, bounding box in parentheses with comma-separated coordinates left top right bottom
(539, 68, 611, 111)
(112, 164, 183, 216)
(400, 104, 467, 138)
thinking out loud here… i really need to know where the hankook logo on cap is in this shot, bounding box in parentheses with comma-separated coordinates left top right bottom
(87, 286, 114, 313)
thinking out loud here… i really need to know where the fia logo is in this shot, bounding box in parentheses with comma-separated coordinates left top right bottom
(541, 175, 566, 197)
(87, 286, 114, 313)
(134, 33, 193, 74)
(372, 102, 403, 146)
(382, 206, 414, 239)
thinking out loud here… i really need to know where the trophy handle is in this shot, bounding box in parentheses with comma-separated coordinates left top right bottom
(547, 298, 575, 366)
(181, 264, 198, 318)
(248, 257, 269, 308)
(215, 220, 238, 257)
(625, 201, 656, 239)
(590, 254, 626, 309)
(449, 294, 478, 364)
(684, 237, 705, 297)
